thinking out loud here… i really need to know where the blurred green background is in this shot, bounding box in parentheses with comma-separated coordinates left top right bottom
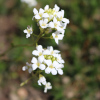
(0, 0, 100, 100)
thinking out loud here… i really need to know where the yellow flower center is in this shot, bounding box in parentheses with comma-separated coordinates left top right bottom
(49, 64, 54, 69)
(39, 52, 42, 56)
(55, 35, 58, 38)
(37, 62, 40, 66)
(27, 29, 31, 33)
(54, 23, 58, 27)
(42, 23, 46, 26)
(51, 51, 54, 55)
(45, 9, 55, 15)
(39, 13, 43, 17)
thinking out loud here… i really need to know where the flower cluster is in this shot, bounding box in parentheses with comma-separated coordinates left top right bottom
(22, 4, 69, 93)
(31, 45, 64, 75)
(23, 26, 33, 38)
(22, 45, 64, 92)
(21, 0, 37, 7)
(33, 4, 69, 44)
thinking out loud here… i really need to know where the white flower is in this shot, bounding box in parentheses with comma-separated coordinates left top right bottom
(39, 19, 48, 28)
(23, 26, 33, 38)
(49, 17, 60, 30)
(21, 0, 37, 7)
(53, 54, 65, 63)
(31, 56, 45, 70)
(22, 62, 33, 73)
(52, 31, 64, 44)
(53, 4, 60, 12)
(47, 46, 60, 55)
(38, 75, 46, 86)
(33, 8, 44, 19)
(44, 82, 52, 93)
(32, 45, 44, 56)
(55, 64, 64, 75)
(32, 4, 70, 44)
(57, 10, 69, 24)
(45, 60, 58, 75)
(44, 5, 49, 11)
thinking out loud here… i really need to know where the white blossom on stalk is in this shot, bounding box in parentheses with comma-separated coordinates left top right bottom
(23, 26, 33, 38)
(22, 62, 33, 73)
(38, 75, 46, 86)
(57, 10, 69, 24)
(49, 17, 60, 30)
(53, 4, 60, 12)
(44, 5, 49, 11)
(55, 64, 64, 75)
(47, 46, 60, 55)
(53, 54, 65, 64)
(44, 82, 52, 93)
(31, 56, 45, 70)
(21, 0, 37, 7)
(52, 31, 64, 44)
(32, 45, 44, 56)
(32, 4, 70, 44)
(45, 60, 58, 75)
(39, 19, 48, 28)
(33, 8, 44, 19)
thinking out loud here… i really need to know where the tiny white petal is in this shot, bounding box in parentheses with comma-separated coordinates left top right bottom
(31, 57, 37, 63)
(43, 50, 50, 55)
(62, 18, 70, 24)
(44, 5, 49, 10)
(28, 68, 32, 73)
(51, 68, 57, 75)
(36, 45, 43, 51)
(38, 56, 44, 63)
(38, 80, 41, 86)
(39, 8, 44, 13)
(32, 64, 38, 70)
(33, 8, 38, 15)
(42, 13, 49, 17)
(58, 69, 63, 75)
(35, 14, 41, 19)
(44, 60, 52, 66)
(55, 38, 59, 44)
(45, 67, 51, 74)
(49, 22, 54, 28)
(23, 29, 27, 33)
(39, 64, 45, 70)
(32, 50, 39, 56)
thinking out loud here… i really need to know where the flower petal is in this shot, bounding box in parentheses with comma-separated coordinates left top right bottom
(33, 8, 38, 15)
(32, 50, 39, 56)
(35, 14, 41, 19)
(32, 64, 38, 70)
(44, 5, 49, 10)
(31, 57, 37, 64)
(58, 69, 63, 75)
(45, 67, 51, 74)
(49, 22, 54, 28)
(51, 68, 57, 75)
(44, 60, 52, 66)
(23, 29, 27, 33)
(38, 55, 44, 63)
(39, 8, 44, 13)
(39, 64, 46, 70)
(36, 45, 43, 52)
(42, 13, 49, 18)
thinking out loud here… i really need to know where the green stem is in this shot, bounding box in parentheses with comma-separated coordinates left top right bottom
(33, 32, 43, 46)
(0, 33, 43, 57)
(20, 76, 33, 86)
